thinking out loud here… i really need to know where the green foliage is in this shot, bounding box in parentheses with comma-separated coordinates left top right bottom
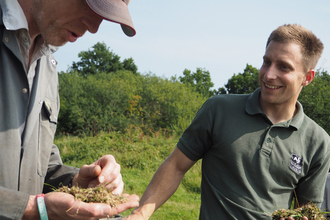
(54, 129, 202, 219)
(179, 68, 214, 97)
(58, 42, 206, 137)
(298, 69, 330, 134)
(70, 42, 137, 75)
(58, 70, 140, 136)
(58, 70, 206, 136)
(221, 64, 260, 94)
(136, 73, 206, 134)
(122, 57, 138, 74)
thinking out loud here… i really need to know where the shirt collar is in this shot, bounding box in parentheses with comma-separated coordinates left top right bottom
(245, 88, 304, 130)
(0, 0, 28, 31)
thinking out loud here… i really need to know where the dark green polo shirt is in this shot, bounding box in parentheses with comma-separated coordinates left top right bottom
(178, 88, 330, 219)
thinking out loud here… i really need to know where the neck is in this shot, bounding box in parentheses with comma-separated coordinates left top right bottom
(18, 0, 39, 66)
(17, 0, 39, 43)
(260, 102, 298, 124)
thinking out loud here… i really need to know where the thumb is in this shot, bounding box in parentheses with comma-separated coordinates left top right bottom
(78, 164, 102, 182)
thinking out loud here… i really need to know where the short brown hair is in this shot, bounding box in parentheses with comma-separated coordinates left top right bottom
(266, 24, 324, 71)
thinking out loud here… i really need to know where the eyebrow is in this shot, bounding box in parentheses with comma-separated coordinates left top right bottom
(262, 55, 294, 70)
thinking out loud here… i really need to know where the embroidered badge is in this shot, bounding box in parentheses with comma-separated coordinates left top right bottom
(290, 154, 303, 174)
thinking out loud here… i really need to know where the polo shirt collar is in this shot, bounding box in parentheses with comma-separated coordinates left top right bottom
(290, 101, 304, 130)
(245, 88, 263, 115)
(245, 88, 304, 130)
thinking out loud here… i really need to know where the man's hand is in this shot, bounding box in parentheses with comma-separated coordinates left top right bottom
(72, 155, 123, 194)
(45, 192, 139, 219)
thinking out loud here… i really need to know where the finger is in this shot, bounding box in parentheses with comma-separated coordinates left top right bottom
(88, 167, 120, 189)
(110, 176, 124, 194)
(79, 164, 102, 180)
(97, 155, 120, 183)
(91, 155, 122, 190)
(67, 201, 112, 218)
(302, 217, 308, 220)
(108, 194, 140, 216)
(77, 164, 102, 188)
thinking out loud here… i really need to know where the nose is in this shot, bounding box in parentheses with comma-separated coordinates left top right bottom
(263, 65, 277, 80)
(83, 11, 103, 34)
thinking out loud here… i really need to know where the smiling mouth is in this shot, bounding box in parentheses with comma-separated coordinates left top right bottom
(265, 83, 281, 89)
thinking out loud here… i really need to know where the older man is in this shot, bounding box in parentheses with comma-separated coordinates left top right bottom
(0, 0, 139, 219)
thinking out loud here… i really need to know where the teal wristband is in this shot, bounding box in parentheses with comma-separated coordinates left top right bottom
(37, 194, 49, 220)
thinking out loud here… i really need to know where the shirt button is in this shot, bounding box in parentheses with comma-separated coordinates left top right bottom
(51, 59, 57, 66)
(266, 138, 271, 143)
(22, 88, 28, 93)
(4, 37, 9, 42)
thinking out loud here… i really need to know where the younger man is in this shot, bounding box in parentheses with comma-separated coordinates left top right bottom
(127, 24, 330, 219)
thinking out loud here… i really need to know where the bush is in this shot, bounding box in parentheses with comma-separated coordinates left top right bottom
(57, 71, 206, 136)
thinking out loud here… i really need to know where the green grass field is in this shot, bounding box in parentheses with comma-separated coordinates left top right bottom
(55, 128, 202, 219)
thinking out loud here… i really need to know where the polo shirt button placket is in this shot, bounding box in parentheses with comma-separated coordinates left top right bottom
(261, 126, 274, 156)
(261, 137, 273, 156)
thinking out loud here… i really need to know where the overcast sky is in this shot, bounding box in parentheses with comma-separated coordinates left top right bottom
(55, 0, 330, 89)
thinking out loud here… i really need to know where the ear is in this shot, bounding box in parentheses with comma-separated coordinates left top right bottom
(302, 69, 315, 86)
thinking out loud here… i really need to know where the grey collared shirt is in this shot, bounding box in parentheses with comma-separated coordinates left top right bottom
(0, 1, 78, 219)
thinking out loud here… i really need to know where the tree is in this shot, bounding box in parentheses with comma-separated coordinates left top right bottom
(221, 64, 260, 94)
(122, 57, 138, 74)
(298, 69, 330, 134)
(70, 42, 138, 75)
(179, 68, 214, 97)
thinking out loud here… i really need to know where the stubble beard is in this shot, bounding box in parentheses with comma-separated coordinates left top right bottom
(31, 4, 67, 47)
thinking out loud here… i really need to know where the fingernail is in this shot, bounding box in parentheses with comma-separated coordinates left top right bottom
(99, 176, 105, 183)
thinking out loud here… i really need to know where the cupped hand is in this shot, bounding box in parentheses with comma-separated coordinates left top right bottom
(45, 192, 139, 220)
(73, 155, 124, 194)
(280, 217, 308, 220)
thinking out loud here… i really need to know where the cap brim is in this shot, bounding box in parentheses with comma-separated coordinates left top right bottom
(85, 0, 136, 37)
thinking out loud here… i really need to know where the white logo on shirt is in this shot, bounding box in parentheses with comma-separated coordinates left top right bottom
(290, 154, 303, 174)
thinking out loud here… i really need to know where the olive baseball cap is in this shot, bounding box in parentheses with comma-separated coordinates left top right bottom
(85, 0, 135, 37)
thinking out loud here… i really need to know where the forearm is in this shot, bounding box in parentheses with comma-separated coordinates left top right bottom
(131, 147, 195, 219)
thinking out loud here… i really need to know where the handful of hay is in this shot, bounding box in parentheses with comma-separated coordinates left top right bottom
(56, 184, 128, 207)
(272, 203, 328, 220)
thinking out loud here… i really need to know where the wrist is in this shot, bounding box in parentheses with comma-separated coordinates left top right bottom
(36, 194, 49, 220)
(131, 207, 152, 220)
(22, 195, 39, 220)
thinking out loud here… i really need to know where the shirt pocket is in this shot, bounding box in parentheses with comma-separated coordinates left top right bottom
(38, 98, 58, 177)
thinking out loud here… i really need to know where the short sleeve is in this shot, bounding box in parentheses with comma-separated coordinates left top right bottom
(177, 98, 214, 161)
